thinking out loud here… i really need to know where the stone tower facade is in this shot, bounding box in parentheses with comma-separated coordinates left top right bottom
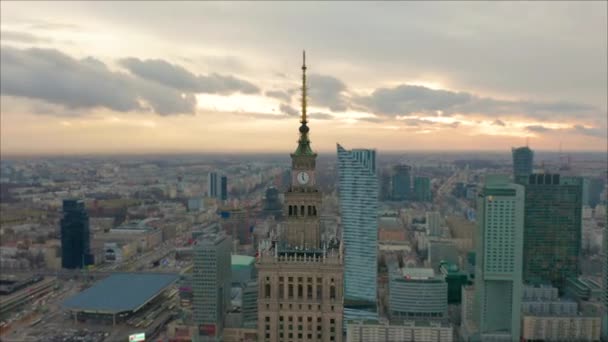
(257, 51, 344, 342)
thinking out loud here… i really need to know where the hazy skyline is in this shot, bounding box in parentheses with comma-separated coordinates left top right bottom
(1, 1, 606, 155)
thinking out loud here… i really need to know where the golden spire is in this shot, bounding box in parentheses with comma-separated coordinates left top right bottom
(301, 50, 307, 124)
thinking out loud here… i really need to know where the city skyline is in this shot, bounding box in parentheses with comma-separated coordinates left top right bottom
(1, 2, 607, 155)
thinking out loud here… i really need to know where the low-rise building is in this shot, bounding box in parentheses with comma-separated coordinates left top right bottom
(389, 267, 447, 320)
(346, 319, 453, 342)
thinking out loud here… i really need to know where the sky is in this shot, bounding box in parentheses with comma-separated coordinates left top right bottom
(1, 1, 606, 155)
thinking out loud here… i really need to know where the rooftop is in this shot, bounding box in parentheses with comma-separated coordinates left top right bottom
(232, 255, 255, 267)
(401, 267, 436, 280)
(62, 273, 178, 314)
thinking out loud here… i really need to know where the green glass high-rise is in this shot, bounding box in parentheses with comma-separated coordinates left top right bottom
(413, 176, 431, 202)
(519, 173, 583, 291)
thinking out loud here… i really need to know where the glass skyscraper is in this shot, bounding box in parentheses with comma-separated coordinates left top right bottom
(208, 172, 218, 198)
(391, 164, 411, 201)
(60, 199, 93, 269)
(512, 146, 534, 178)
(473, 175, 524, 340)
(520, 173, 582, 291)
(193, 229, 232, 341)
(337, 144, 378, 316)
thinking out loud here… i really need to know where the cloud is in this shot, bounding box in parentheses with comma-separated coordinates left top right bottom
(524, 124, 606, 139)
(309, 112, 333, 120)
(354, 83, 601, 121)
(265, 90, 292, 102)
(280, 103, 299, 116)
(492, 119, 506, 126)
(308, 74, 348, 111)
(119, 57, 258, 94)
(571, 124, 607, 138)
(1, 46, 196, 115)
(0, 30, 53, 43)
(526, 125, 551, 133)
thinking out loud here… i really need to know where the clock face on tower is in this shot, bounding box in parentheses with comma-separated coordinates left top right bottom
(297, 171, 310, 185)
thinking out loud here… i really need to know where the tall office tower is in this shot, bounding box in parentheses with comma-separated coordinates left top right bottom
(426, 211, 441, 237)
(60, 199, 93, 269)
(220, 175, 228, 201)
(208, 172, 219, 198)
(414, 176, 431, 202)
(193, 229, 232, 341)
(242, 281, 258, 329)
(379, 169, 391, 201)
(391, 164, 411, 201)
(520, 173, 583, 291)
(511, 146, 534, 178)
(337, 144, 378, 323)
(220, 208, 249, 245)
(472, 175, 524, 340)
(257, 52, 344, 342)
(262, 186, 283, 218)
(603, 220, 608, 341)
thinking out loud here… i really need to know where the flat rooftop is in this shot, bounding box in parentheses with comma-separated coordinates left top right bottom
(62, 273, 178, 314)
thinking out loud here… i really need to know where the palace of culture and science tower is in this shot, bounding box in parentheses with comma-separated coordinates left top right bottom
(257, 52, 344, 342)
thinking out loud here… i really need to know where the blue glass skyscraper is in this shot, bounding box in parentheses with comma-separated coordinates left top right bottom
(337, 144, 378, 321)
(60, 199, 93, 269)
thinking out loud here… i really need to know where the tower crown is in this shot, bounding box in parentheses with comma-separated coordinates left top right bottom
(294, 50, 314, 156)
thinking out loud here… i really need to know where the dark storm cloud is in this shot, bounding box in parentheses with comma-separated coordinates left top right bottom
(280, 103, 299, 117)
(265, 90, 292, 102)
(0, 46, 196, 115)
(308, 74, 348, 112)
(119, 57, 259, 94)
(492, 119, 506, 126)
(1, 30, 53, 43)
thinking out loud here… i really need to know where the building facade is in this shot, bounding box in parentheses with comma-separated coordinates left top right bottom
(346, 319, 453, 342)
(208, 172, 219, 198)
(413, 176, 431, 202)
(518, 173, 583, 291)
(193, 229, 232, 341)
(60, 199, 93, 269)
(257, 52, 344, 342)
(472, 175, 524, 340)
(512, 146, 534, 178)
(391, 165, 411, 201)
(337, 144, 379, 323)
(388, 268, 447, 320)
(426, 211, 441, 237)
(221, 175, 228, 201)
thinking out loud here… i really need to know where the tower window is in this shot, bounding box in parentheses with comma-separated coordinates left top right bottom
(265, 284, 271, 298)
(330, 285, 336, 300)
(301, 205, 305, 216)
(289, 205, 293, 216)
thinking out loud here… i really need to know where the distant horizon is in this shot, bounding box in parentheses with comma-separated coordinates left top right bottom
(2, 148, 607, 160)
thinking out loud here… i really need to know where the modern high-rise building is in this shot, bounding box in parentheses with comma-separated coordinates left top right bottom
(193, 228, 232, 341)
(221, 208, 249, 246)
(519, 173, 583, 291)
(603, 224, 608, 341)
(221, 175, 228, 201)
(512, 146, 534, 178)
(208, 172, 219, 198)
(471, 175, 524, 341)
(242, 280, 258, 329)
(391, 164, 411, 201)
(257, 52, 344, 342)
(414, 176, 431, 202)
(426, 211, 441, 237)
(60, 199, 93, 269)
(337, 144, 378, 321)
(262, 186, 283, 218)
